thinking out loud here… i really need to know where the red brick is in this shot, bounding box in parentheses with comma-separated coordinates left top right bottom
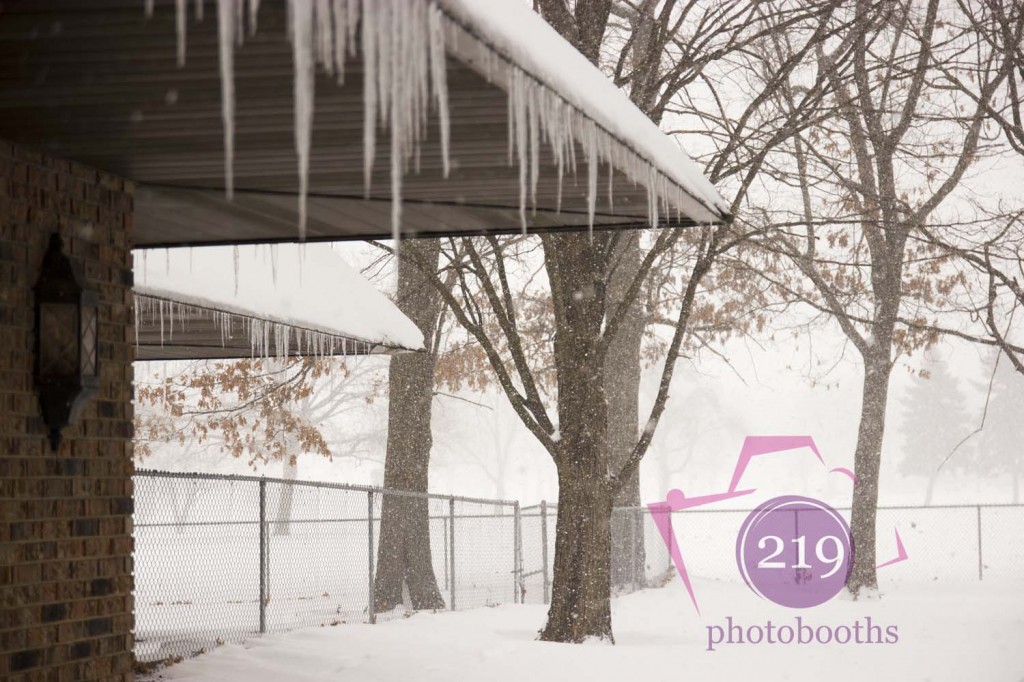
(1, 140, 134, 679)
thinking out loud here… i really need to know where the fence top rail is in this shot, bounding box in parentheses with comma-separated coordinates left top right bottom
(134, 471, 1021, 513)
(655, 503, 1024, 512)
(517, 502, 1024, 514)
(134, 469, 518, 508)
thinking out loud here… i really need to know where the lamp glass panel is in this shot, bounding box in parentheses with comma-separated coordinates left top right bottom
(39, 301, 78, 376)
(80, 304, 97, 376)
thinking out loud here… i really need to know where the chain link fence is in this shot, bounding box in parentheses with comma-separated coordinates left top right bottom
(133, 471, 524, 664)
(644, 503, 1024, 584)
(134, 470, 1023, 664)
(518, 502, 1024, 606)
(518, 503, 673, 606)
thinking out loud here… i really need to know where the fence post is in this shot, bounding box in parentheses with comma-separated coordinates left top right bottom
(449, 496, 457, 611)
(540, 500, 550, 605)
(977, 504, 983, 581)
(259, 477, 267, 635)
(368, 490, 376, 624)
(666, 508, 673, 572)
(513, 501, 522, 604)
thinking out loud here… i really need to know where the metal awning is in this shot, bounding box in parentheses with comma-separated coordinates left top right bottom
(0, 0, 730, 248)
(133, 244, 425, 359)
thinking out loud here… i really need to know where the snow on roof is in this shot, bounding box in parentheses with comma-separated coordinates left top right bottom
(134, 244, 425, 356)
(436, 0, 731, 221)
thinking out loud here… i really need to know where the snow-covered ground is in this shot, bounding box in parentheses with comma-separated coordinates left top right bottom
(142, 577, 1024, 682)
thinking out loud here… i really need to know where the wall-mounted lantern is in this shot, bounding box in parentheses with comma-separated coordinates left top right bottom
(33, 233, 99, 451)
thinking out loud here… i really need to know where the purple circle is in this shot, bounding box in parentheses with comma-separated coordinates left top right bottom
(735, 495, 853, 608)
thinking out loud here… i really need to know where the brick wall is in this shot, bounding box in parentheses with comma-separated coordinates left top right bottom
(0, 140, 135, 681)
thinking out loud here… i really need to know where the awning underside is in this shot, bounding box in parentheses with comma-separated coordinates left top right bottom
(134, 293, 393, 360)
(0, 1, 727, 247)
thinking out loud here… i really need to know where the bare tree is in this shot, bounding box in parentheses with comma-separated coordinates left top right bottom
(919, 0, 1024, 374)
(366, 0, 853, 641)
(538, 0, 850, 594)
(134, 356, 382, 468)
(373, 239, 448, 612)
(758, 0, 1014, 594)
(434, 390, 527, 503)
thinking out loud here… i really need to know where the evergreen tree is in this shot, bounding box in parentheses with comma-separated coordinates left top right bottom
(978, 353, 1024, 503)
(899, 352, 971, 505)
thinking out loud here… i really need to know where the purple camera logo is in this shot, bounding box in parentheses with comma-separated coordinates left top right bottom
(736, 495, 853, 608)
(650, 436, 908, 613)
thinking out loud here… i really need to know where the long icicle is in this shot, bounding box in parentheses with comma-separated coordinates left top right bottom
(217, 0, 236, 200)
(176, 0, 188, 66)
(362, 0, 378, 198)
(428, 6, 450, 178)
(290, 0, 315, 239)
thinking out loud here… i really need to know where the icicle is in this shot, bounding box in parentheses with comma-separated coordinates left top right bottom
(585, 120, 597, 240)
(176, 0, 188, 66)
(249, 0, 260, 35)
(607, 160, 614, 213)
(314, 0, 333, 75)
(290, 0, 315, 239)
(528, 80, 540, 215)
(233, 244, 240, 294)
(235, 0, 245, 46)
(377, 5, 392, 129)
(217, 0, 236, 199)
(196, 0, 204, 22)
(507, 72, 515, 169)
(385, 2, 401, 243)
(145, 0, 155, 18)
(331, 0, 348, 80)
(553, 97, 565, 213)
(512, 70, 528, 233)
(566, 108, 578, 177)
(159, 299, 166, 345)
(133, 294, 141, 351)
(428, 6, 450, 177)
(345, 0, 359, 55)
(362, 0, 379, 197)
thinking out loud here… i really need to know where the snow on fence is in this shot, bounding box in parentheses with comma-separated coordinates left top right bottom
(133, 470, 1024, 664)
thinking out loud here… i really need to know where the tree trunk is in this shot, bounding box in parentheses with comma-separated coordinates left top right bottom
(374, 239, 446, 613)
(539, 232, 616, 642)
(924, 471, 937, 506)
(543, 463, 614, 642)
(273, 456, 297, 536)
(847, 351, 893, 596)
(605, 231, 646, 590)
(172, 476, 200, 533)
